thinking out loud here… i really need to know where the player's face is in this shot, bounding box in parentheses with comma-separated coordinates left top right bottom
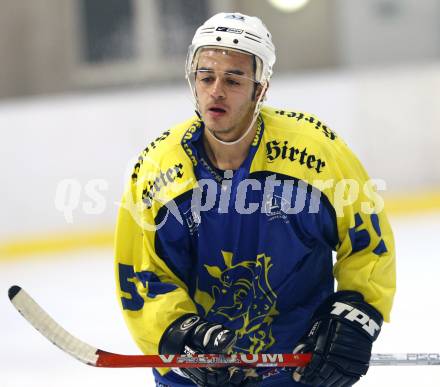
(194, 49, 259, 138)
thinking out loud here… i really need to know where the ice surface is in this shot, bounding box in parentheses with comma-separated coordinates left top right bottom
(1, 212, 439, 386)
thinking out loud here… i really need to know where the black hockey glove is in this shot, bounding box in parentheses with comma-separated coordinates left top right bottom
(159, 314, 261, 387)
(292, 291, 383, 387)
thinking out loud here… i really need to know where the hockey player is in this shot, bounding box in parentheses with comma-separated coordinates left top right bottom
(115, 12, 396, 387)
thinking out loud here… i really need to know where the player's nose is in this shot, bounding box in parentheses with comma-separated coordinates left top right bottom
(210, 77, 226, 99)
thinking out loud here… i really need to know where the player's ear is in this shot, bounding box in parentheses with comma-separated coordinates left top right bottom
(254, 82, 269, 101)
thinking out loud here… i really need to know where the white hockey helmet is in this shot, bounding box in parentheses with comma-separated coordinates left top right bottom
(186, 12, 276, 85)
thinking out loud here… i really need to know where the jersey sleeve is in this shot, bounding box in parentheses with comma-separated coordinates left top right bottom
(114, 162, 197, 358)
(328, 145, 396, 322)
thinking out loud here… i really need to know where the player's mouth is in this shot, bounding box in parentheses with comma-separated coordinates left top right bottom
(207, 105, 227, 118)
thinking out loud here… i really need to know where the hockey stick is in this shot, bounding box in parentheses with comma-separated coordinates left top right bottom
(8, 285, 440, 367)
(8, 285, 309, 368)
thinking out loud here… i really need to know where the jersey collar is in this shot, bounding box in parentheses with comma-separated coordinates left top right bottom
(181, 115, 264, 167)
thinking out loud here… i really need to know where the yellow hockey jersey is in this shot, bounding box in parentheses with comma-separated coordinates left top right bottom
(114, 106, 396, 366)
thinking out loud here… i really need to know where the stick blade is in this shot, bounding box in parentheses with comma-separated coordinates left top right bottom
(8, 285, 21, 300)
(8, 285, 99, 366)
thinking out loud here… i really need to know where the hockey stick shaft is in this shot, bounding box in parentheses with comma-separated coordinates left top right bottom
(95, 350, 310, 368)
(8, 285, 440, 367)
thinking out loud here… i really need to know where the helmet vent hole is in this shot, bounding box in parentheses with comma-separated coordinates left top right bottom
(233, 39, 239, 44)
(216, 36, 221, 41)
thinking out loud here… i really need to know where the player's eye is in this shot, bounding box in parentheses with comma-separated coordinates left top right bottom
(199, 76, 214, 83)
(196, 70, 214, 82)
(226, 78, 240, 86)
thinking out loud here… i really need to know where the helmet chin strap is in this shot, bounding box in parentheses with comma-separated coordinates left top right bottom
(196, 83, 267, 146)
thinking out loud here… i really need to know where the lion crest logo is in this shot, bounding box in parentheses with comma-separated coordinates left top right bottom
(198, 251, 279, 353)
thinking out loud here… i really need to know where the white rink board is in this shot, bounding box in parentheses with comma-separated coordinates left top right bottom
(1, 212, 440, 386)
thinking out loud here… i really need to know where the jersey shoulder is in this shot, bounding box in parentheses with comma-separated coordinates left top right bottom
(132, 116, 198, 176)
(129, 116, 200, 214)
(261, 105, 361, 161)
(261, 106, 339, 143)
(258, 106, 364, 181)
